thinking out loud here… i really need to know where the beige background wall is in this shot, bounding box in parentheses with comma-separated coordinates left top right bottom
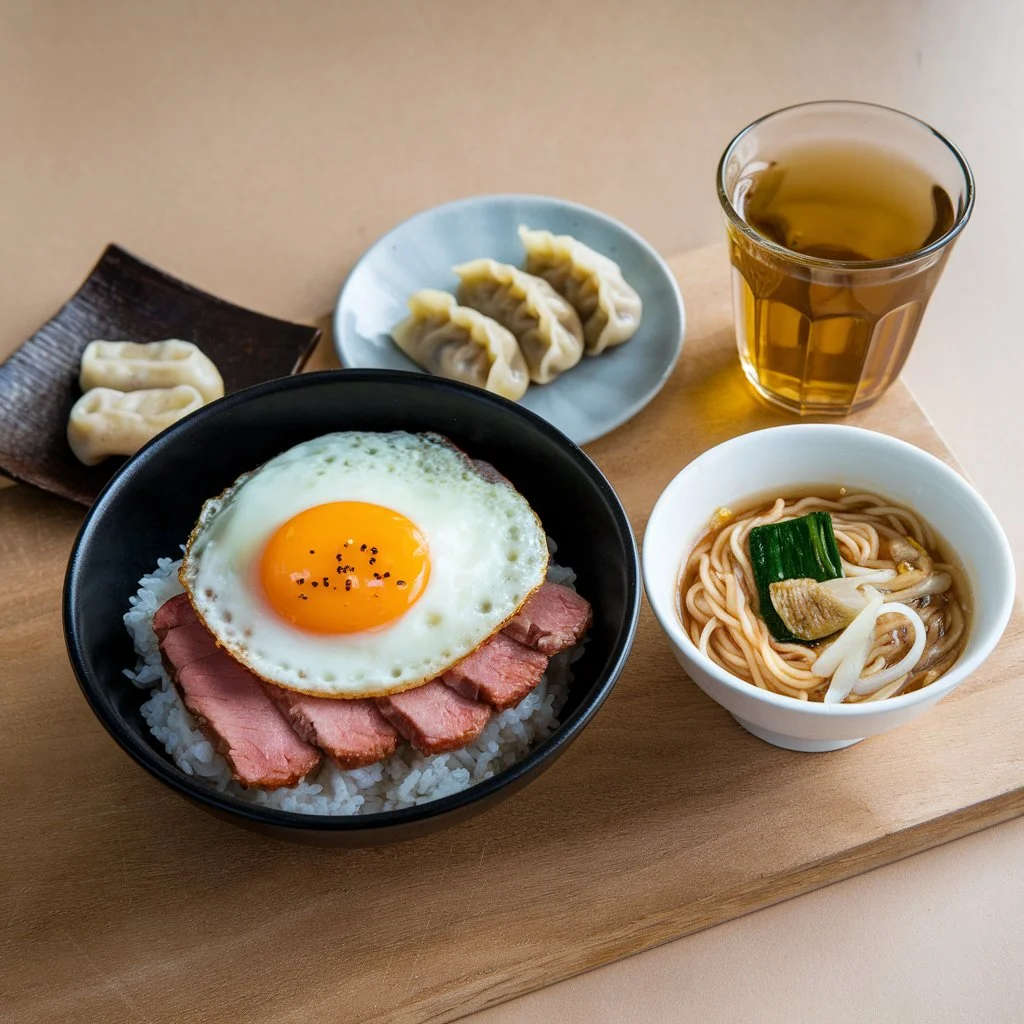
(2, 1, 1022, 1020)
(4, 0, 1021, 575)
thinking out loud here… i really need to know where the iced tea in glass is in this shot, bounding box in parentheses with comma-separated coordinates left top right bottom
(717, 101, 974, 415)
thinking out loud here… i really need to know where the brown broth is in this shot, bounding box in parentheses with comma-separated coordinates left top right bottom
(678, 487, 971, 697)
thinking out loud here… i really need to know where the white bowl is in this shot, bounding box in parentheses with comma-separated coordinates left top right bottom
(642, 425, 1015, 752)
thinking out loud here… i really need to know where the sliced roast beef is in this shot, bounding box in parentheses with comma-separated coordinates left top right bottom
(442, 633, 548, 711)
(153, 592, 198, 641)
(503, 582, 592, 655)
(158, 620, 225, 674)
(270, 690, 398, 769)
(376, 680, 491, 755)
(155, 598, 321, 788)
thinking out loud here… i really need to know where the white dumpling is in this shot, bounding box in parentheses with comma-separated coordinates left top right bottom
(67, 385, 205, 465)
(518, 226, 643, 355)
(391, 290, 529, 401)
(79, 339, 224, 402)
(452, 259, 584, 385)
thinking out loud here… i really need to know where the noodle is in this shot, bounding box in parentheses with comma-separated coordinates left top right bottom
(678, 492, 970, 703)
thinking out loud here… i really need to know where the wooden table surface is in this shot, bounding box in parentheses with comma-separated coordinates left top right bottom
(2, 3, 1023, 1021)
(4, 244, 1023, 1024)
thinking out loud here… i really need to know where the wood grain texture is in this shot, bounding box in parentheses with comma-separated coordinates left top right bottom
(0, 245, 321, 506)
(2, 244, 1022, 1024)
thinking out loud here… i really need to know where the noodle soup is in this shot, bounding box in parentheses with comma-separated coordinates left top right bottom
(678, 488, 970, 704)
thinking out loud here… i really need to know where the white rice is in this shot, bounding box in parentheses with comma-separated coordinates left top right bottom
(123, 553, 581, 815)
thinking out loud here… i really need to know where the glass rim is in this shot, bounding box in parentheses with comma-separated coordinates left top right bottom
(716, 99, 976, 272)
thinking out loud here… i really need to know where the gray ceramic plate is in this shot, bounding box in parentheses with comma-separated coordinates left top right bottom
(333, 195, 685, 446)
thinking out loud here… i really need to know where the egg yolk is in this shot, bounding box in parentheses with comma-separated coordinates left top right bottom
(259, 501, 430, 634)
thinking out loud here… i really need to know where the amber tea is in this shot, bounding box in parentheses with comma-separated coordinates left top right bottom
(741, 142, 955, 262)
(719, 103, 973, 416)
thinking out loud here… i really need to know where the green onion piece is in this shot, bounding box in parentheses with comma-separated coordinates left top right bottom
(748, 511, 844, 643)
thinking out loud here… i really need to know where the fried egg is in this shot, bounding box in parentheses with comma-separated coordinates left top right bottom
(180, 432, 548, 697)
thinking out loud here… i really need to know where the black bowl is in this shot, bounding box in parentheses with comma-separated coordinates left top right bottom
(63, 370, 641, 845)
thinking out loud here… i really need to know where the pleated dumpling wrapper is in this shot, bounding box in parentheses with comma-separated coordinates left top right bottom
(392, 289, 529, 400)
(452, 259, 584, 385)
(79, 339, 224, 403)
(518, 226, 642, 355)
(67, 385, 205, 465)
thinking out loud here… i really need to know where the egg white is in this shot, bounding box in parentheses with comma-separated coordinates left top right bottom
(180, 432, 548, 697)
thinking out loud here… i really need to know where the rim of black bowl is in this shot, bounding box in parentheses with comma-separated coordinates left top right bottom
(63, 369, 641, 834)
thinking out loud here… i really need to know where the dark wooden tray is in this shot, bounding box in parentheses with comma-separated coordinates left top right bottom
(0, 244, 320, 505)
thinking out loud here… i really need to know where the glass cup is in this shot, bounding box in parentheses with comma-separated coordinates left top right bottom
(717, 101, 974, 416)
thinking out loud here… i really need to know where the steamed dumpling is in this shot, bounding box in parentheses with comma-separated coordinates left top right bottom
(453, 259, 584, 385)
(392, 290, 529, 401)
(519, 226, 643, 355)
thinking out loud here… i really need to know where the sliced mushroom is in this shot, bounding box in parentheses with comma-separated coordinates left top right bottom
(889, 534, 933, 571)
(769, 577, 861, 642)
(886, 535, 939, 596)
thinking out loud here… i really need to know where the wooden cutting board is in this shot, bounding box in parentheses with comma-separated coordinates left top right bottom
(3, 244, 1022, 1024)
